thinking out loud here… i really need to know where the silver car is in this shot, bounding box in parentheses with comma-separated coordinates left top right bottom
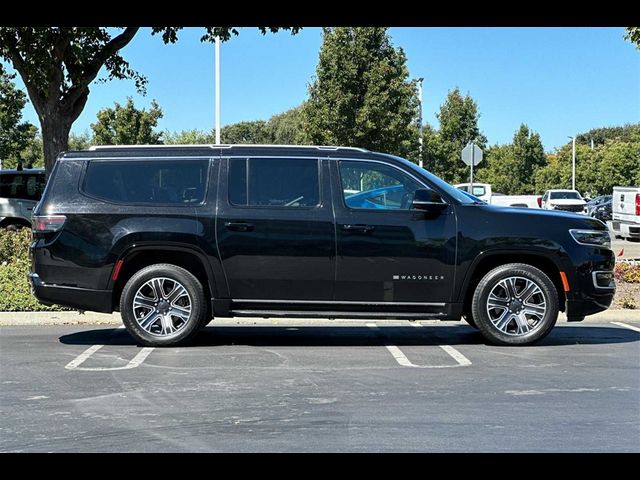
(0, 168, 46, 229)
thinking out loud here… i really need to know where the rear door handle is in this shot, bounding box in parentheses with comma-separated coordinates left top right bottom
(224, 221, 255, 232)
(342, 224, 375, 234)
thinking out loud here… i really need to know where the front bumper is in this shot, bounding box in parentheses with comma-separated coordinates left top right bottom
(27, 272, 113, 313)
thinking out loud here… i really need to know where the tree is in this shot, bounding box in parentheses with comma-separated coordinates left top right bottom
(624, 27, 640, 49)
(0, 64, 38, 169)
(264, 105, 311, 145)
(575, 123, 640, 147)
(423, 87, 487, 184)
(221, 120, 269, 144)
(477, 124, 546, 194)
(303, 27, 419, 159)
(90, 97, 163, 145)
(0, 27, 300, 174)
(163, 129, 215, 145)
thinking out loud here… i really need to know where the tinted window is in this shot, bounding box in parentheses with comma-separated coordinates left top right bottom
(83, 159, 208, 204)
(0, 173, 46, 201)
(339, 161, 421, 210)
(228, 158, 320, 207)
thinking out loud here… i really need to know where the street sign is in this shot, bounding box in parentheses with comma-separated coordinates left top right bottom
(461, 143, 483, 194)
(461, 143, 483, 166)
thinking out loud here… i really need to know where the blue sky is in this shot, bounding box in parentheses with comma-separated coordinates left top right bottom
(6, 27, 639, 151)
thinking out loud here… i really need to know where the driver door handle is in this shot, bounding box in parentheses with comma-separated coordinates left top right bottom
(342, 224, 375, 234)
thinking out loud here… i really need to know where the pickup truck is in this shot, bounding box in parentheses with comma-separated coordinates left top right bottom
(541, 189, 587, 214)
(454, 183, 541, 208)
(609, 186, 640, 240)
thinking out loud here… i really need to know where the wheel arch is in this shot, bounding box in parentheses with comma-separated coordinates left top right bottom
(460, 251, 566, 316)
(110, 245, 216, 312)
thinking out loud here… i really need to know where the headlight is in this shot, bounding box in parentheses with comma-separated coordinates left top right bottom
(569, 229, 611, 248)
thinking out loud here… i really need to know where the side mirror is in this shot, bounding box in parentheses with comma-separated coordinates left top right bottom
(412, 189, 447, 213)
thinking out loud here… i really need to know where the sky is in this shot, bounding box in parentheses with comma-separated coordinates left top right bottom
(5, 27, 640, 152)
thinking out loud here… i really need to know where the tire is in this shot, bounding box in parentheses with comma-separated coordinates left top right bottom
(120, 263, 207, 347)
(471, 263, 559, 346)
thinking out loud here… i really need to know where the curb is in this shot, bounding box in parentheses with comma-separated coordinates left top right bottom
(0, 309, 639, 326)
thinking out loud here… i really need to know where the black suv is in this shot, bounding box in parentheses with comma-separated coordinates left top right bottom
(29, 145, 615, 346)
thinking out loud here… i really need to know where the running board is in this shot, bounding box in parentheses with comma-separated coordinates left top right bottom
(230, 309, 449, 320)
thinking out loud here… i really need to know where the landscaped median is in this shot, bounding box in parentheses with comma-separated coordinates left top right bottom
(1, 229, 639, 321)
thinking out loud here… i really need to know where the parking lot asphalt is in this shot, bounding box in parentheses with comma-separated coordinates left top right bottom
(611, 237, 640, 259)
(1, 320, 638, 452)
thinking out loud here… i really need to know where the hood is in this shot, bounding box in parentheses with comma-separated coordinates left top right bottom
(481, 204, 605, 229)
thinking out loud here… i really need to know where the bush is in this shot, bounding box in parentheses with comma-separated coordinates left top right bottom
(614, 262, 640, 283)
(0, 229, 69, 311)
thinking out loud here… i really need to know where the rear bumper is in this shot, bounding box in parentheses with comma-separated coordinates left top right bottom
(27, 273, 113, 313)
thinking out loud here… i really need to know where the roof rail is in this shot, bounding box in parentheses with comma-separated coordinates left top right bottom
(87, 144, 369, 153)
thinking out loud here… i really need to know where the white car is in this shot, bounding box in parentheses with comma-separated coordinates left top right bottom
(0, 168, 46, 229)
(541, 189, 587, 214)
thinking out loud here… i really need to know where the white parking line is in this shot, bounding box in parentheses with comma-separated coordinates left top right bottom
(65, 344, 103, 370)
(65, 325, 155, 371)
(438, 345, 473, 367)
(366, 323, 471, 368)
(610, 322, 640, 333)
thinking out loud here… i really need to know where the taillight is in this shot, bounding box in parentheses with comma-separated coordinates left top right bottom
(537, 196, 542, 208)
(32, 215, 66, 232)
(636, 193, 640, 216)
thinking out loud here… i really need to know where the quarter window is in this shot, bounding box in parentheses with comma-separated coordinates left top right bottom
(228, 158, 320, 208)
(83, 159, 209, 204)
(339, 161, 421, 210)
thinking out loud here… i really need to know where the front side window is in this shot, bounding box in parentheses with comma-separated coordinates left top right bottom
(83, 159, 209, 205)
(339, 161, 422, 210)
(228, 158, 320, 208)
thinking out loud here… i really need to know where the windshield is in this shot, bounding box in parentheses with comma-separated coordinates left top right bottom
(383, 154, 478, 204)
(550, 191, 582, 200)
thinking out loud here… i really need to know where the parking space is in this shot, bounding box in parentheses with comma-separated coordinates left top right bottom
(1, 320, 639, 452)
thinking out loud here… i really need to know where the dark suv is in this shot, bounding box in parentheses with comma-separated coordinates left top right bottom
(29, 145, 615, 346)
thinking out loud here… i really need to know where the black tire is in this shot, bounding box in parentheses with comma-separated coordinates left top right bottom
(471, 263, 559, 346)
(120, 263, 207, 347)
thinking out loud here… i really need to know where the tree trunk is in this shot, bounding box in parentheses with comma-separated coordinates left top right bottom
(41, 114, 72, 178)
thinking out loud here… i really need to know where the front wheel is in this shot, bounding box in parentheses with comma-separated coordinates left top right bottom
(471, 263, 559, 346)
(120, 264, 207, 347)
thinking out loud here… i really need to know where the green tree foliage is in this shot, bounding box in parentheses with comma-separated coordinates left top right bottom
(163, 129, 215, 145)
(303, 27, 419, 158)
(476, 124, 546, 194)
(624, 27, 640, 49)
(0, 27, 299, 173)
(575, 123, 640, 147)
(423, 87, 487, 183)
(222, 120, 269, 144)
(91, 98, 163, 145)
(264, 105, 311, 145)
(68, 131, 93, 151)
(534, 137, 640, 196)
(0, 65, 38, 169)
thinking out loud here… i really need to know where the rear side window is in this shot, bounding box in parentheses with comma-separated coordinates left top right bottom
(83, 159, 209, 205)
(0, 173, 46, 201)
(228, 158, 320, 208)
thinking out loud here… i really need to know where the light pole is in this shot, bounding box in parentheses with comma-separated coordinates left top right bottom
(417, 77, 424, 168)
(568, 136, 576, 190)
(215, 36, 221, 145)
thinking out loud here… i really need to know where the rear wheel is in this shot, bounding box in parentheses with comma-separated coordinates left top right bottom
(120, 264, 206, 347)
(471, 263, 559, 346)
